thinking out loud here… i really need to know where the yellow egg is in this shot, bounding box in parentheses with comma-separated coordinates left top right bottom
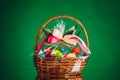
(68, 53, 76, 58)
(54, 50, 59, 55)
(54, 50, 63, 58)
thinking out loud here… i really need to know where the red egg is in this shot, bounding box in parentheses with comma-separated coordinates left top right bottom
(72, 47, 81, 54)
(63, 54, 68, 58)
(44, 48, 52, 55)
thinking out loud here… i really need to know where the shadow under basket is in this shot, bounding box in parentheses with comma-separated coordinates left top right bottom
(34, 51, 88, 80)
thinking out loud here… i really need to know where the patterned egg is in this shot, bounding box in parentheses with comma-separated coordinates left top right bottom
(54, 50, 63, 58)
(72, 47, 81, 54)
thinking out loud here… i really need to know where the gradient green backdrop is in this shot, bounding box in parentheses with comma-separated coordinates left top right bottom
(0, 0, 120, 80)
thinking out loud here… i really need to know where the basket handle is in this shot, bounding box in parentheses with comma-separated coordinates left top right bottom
(35, 15, 89, 50)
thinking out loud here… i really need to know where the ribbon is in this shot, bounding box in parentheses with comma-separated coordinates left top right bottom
(71, 56, 88, 72)
(37, 34, 90, 54)
(37, 38, 47, 51)
(70, 36, 90, 53)
(71, 59, 81, 72)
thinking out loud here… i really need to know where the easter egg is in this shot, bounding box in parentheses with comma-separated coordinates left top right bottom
(72, 47, 81, 53)
(71, 53, 77, 57)
(63, 53, 76, 58)
(69, 53, 76, 58)
(38, 53, 46, 57)
(54, 50, 63, 58)
(44, 48, 52, 55)
(62, 54, 68, 58)
(61, 49, 68, 54)
(54, 50, 59, 55)
(50, 51, 56, 57)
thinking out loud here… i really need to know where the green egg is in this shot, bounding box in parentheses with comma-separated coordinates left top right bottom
(54, 50, 63, 58)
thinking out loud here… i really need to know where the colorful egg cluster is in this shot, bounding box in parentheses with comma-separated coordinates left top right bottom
(38, 47, 85, 58)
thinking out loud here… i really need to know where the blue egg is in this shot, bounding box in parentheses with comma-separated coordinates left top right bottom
(38, 53, 46, 57)
(61, 49, 68, 55)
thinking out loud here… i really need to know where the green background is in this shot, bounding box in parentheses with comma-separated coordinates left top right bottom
(0, 0, 120, 80)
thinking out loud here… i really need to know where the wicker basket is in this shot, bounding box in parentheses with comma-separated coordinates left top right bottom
(34, 15, 89, 80)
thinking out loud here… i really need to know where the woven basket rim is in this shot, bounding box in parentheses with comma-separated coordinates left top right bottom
(34, 52, 89, 60)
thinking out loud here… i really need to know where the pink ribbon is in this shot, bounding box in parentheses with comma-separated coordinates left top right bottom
(37, 36, 61, 51)
(47, 36, 61, 43)
(37, 38, 47, 51)
(37, 35, 90, 54)
(70, 37, 90, 53)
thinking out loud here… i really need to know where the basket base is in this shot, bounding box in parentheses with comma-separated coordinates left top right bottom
(36, 75, 83, 80)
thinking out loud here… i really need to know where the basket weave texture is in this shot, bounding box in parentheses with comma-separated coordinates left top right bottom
(34, 15, 89, 80)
